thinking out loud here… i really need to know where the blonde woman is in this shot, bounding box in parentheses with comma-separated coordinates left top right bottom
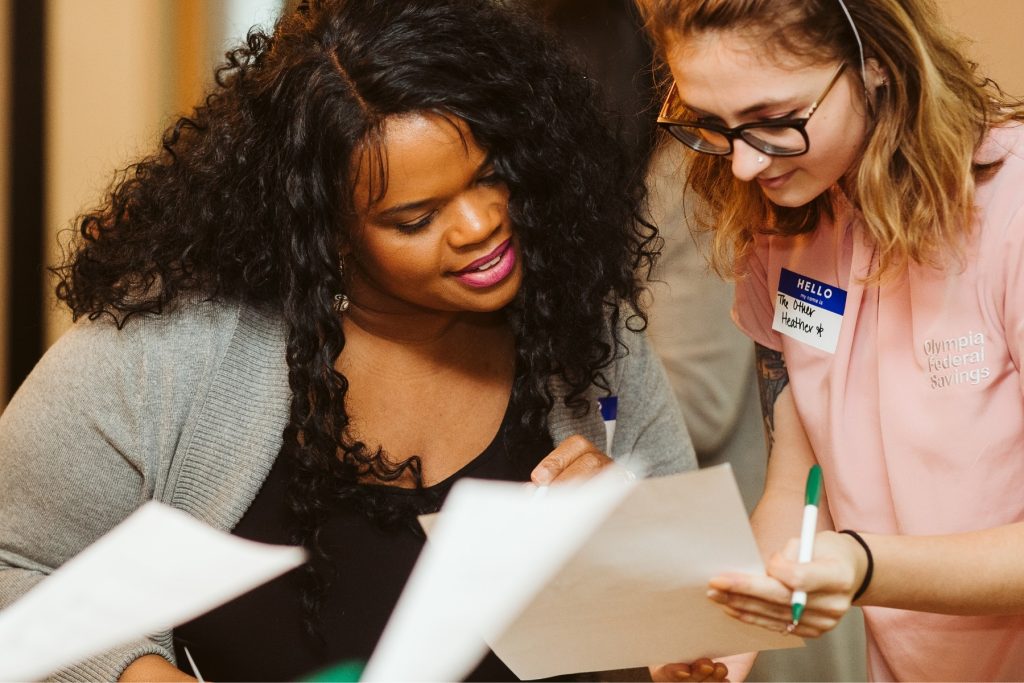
(636, 0, 1024, 680)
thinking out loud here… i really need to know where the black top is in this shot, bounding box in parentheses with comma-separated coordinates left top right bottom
(173, 398, 552, 682)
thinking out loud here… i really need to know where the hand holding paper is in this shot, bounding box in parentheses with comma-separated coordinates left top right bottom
(530, 434, 615, 486)
(364, 464, 800, 681)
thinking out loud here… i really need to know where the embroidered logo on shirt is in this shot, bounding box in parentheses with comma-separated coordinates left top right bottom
(923, 331, 991, 389)
(772, 268, 847, 354)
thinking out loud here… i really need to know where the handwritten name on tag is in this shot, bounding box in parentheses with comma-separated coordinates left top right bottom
(772, 268, 847, 354)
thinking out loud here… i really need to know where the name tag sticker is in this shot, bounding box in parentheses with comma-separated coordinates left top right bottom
(772, 268, 847, 354)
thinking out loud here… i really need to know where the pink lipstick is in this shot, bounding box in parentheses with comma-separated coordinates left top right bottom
(451, 239, 517, 289)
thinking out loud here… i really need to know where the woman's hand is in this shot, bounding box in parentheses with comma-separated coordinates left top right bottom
(531, 434, 614, 485)
(649, 654, 743, 682)
(119, 654, 197, 682)
(707, 530, 868, 638)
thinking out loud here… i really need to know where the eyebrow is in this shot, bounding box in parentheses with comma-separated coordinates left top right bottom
(372, 156, 494, 221)
(684, 97, 798, 120)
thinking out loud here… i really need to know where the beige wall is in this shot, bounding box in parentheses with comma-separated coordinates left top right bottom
(42, 0, 280, 347)
(45, 0, 177, 346)
(939, 0, 1024, 96)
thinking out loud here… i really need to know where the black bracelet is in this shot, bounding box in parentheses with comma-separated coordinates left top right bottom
(839, 529, 874, 602)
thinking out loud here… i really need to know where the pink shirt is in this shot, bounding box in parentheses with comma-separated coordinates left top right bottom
(733, 124, 1024, 682)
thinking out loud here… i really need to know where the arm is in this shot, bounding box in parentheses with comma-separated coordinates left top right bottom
(749, 344, 823, 558)
(713, 506, 1024, 635)
(711, 348, 1024, 635)
(707, 343, 846, 639)
(612, 326, 698, 477)
(542, 323, 697, 480)
(0, 321, 178, 679)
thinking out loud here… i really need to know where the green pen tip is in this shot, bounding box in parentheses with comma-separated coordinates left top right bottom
(804, 464, 823, 506)
(791, 603, 805, 625)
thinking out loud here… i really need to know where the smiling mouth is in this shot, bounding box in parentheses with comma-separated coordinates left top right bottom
(453, 238, 511, 274)
(465, 252, 501, 272)
(450, 238, 517, 289)
(757, 170, 796, 187)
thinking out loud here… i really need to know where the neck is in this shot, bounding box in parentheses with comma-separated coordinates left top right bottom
(338, 307, 514, 385)
(341, 300, 511, 360)
(342, 301, 469, 345)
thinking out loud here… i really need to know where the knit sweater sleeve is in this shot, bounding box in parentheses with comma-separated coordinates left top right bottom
(546, 318, 697, 478)
(610, 325, 697, 477)
(0, 304, 239, 680)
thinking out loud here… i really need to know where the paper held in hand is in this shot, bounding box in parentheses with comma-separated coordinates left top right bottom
(364, 464, 801, 681)
(0, 502, 306, 682)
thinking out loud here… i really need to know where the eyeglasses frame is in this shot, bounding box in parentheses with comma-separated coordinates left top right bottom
(657, 62, 849, 157)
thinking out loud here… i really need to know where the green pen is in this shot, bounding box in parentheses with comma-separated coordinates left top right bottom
(790, 464, 823, 626)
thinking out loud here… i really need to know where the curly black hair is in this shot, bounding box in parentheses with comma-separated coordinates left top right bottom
(55, 0, 657, 632)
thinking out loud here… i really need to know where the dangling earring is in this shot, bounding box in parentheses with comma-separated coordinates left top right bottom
(333, 256, 350, 314)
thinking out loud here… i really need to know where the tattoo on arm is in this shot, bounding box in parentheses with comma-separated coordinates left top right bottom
(755, 343, 790, 457)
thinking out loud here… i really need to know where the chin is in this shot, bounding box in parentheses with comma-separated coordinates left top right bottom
(761, 182, 826, 209)
(459, 280, 522, 313)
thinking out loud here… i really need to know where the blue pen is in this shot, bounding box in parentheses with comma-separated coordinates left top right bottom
(598, 395, 617, 454)
(791, 464, 823, 626)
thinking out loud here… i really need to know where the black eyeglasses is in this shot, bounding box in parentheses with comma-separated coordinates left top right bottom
(657, 63, 848, 157)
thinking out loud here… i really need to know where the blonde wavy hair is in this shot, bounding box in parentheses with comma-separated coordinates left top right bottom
(638, 0, 1024, 279)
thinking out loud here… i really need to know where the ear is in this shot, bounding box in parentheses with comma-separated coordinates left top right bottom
(865, 57, 889, 90)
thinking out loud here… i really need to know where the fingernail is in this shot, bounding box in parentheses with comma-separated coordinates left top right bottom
(673, 670, 691, 680)
(532, 468, 552, 485)
(708, 577, 733, 590)
(707, 588, 722, 600)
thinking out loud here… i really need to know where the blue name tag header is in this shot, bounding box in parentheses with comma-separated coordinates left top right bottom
(777, 268, 847, 315)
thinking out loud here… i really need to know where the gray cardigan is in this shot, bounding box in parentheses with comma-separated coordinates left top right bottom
(0, 299, 695, 681)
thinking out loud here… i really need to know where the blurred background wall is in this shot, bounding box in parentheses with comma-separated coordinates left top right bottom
(939, 0, 1024, 96)
(2, 0, 286, 409)
(0, 0, 1022, 409)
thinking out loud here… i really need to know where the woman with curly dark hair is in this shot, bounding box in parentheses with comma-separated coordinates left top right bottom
(0, 0, 698, 681)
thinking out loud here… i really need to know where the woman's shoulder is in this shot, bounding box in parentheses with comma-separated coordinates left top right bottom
(98, 295, 286, 365)
(45, 296, 289, 416)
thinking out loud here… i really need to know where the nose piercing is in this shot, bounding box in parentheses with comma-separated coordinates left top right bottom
(757, 155, 766, 164)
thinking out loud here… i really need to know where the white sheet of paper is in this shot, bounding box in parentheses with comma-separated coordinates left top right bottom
(0, 501, 306, 682)
(363, 468, 634, 682)
(491, 465, 800, 679)
(364, 465, 800, 681)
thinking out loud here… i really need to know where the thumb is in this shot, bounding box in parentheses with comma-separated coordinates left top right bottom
(782, 537, 801, 561)
(531, 453, 564, 485)
(766, 540, 801, 587)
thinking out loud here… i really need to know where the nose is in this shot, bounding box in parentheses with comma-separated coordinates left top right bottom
(446, 186, 506, 248)
(730, 140, 769, 182)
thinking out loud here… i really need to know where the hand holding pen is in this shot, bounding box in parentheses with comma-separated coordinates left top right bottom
(707, 464, 870, 638)
(788, 464, 823, 630)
